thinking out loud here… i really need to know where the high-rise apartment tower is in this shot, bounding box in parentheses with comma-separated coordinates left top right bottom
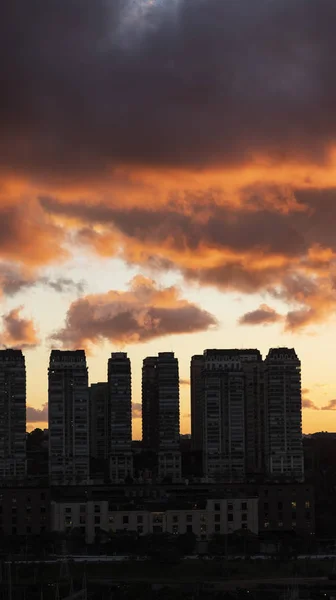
(48, 350, 90, 485)
(108, 352, 133, 482)
(0, 350, 26, 480)
(264, 348, 303, 480)
(142, 352, 181, 481)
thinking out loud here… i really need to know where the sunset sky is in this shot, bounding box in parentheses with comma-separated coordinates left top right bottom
(2, 0, 336, 438)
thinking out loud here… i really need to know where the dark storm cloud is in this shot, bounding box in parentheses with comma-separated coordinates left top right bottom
(2, 0, 336, 178)
(40, 193, 309, 258)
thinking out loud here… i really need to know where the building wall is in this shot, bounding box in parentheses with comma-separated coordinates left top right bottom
(258, 483, 314, 534)
(202, 349, 262, 481)
(0, 350, 26, 481)
(51, 497, 259, 544)
(90, 382, 109, 460)
(0, 487, 50, 536)
(48, 350, 90, 485)
(264, 348, 304, 481)
(190, 355, 204, 454)
(142, 357, 160, 451)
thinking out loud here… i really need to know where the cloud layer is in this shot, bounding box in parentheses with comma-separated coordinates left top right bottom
(1, 0, 336, 338)
(51, 275, 217, 348)
(2, 0, 336, 179)
(1, 307, 39, 349)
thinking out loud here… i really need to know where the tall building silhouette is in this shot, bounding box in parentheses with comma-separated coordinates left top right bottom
(264, 348, 303, 480)
(108, 352, 133, 482)
(202, 349, 263, 481)
(190, 354, 205, 453)
(0, 349, 26, 480)
(48, 350, 90, 485)
(89, 382, 109, 461)
(142, 352, 181, 481)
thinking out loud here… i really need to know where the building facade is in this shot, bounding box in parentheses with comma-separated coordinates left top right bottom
(0, 349, 26, 480)
(142, 352, 181, 481)
(190, 354, 204, 453)
(108, 352, 133, 483)
(202, 349, 263, 481)
(264, 348, 304, 480)
(0, 487, 50, 536)
(51, 496, 258, 544)
(48, 350, 90, 485)
(90, 382, 109, 461)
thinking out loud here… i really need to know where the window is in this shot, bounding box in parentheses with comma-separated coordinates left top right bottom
(137, 525, 143, 534)
(278, 521, 283, 527)
(291, 501, 296, 509)
(173, 515, 178, 523)
(214, 513, 221, 522)
(215, 524, 220, 533)
(41, 507, 46, 513)
(80, 516, 85, 525)
(12, 527, 17, 535)
(200, 524, 206, 533)
(94, 505, 100, 513)
(186, 514, 192, 523)
(80, 526, 85, 535)
(65, 507, 72, 514)
(80, 505, 86, 513)
(305, 501, 310, 509)
(242, 514, 247, 522)
(278, 502, 283, 510)
(137, 515, 143, 524)
(264, 521, 269, 529)
(241, 502, 247, 511)
(228, 503, 233, 511)
(214, 503, 220, 511)
(186, 525, 193, 533)
(264, 502, 269, 510)
(292, 521, 296, 528)
(123, 515, 129, 525)
(108, 516, 114, 524)
(26, 526, 31, 534)
(228, 514, 233, 522)
(172, 525, 178, 534)
(41, 493, 45, 501)
(242, 523, 248, 530)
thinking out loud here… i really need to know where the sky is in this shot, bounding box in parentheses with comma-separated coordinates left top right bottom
(2, 0, 336, 438)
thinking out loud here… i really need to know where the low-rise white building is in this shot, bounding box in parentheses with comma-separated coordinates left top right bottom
(51, 496, 258, 544)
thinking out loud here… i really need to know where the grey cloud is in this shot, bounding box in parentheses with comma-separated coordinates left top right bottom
(321, 399, 336, 410)
(27, 403, 48, 423)
(51, 275, 217, 348)
(1, 0, 336, 179)
(132, 403, 142, 419)
(239, 304, 282, 326)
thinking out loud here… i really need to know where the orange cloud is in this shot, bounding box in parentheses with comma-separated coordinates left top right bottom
(1, 306, 40, 349)
(239, 304, 282, 326)
(51, 275, 217, 349)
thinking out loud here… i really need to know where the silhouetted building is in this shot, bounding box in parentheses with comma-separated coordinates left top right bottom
(0, 349, 26, 480)
(202, 349, 263, 481)
(264, 348, 304, 480)
(190, 354, 204, 453)
(48, 350, 90, 485)
(108, 352, 133, 482)
(142, 352, 181, 481)
(90, 382, 109, 461)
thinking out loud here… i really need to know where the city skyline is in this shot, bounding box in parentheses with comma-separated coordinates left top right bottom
(2, 0, 336, 439)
